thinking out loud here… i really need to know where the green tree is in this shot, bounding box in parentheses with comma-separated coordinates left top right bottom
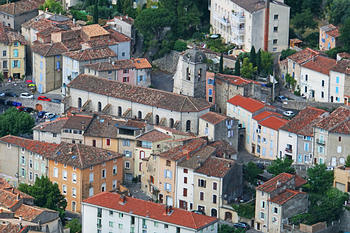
(267, 158, 295, 176)
(0, 108, 34, 137)
(219, 53, 224, 73)
(249, 46, 256, 67)
(173, 40, 187, 52)
(65, 218, 82, 233)
(328, 0, 350, 25)
(218, 224, 245, 233)
(39, 0, 64, 14)
(259, 50, 273, 77)
(285, 73, 296, 89)
(243, 162, 263, 185)
(240, 57, 256, 79)
(234, 59, 240, 76)
(304, 164, 333, 194)
(18, 176, 67, 219)
(93, 0, 99, 24)
(256, 49, 261, 74)
(280, 48, 297, 61)
(291, 9, 317, 33)
(340, 18, 350, 50)
(232, 202, 255, 219)
(345, 155, 350, 167)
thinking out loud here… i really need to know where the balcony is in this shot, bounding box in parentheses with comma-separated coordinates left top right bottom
(97, 223, 102, 228)
(232, 36, 244, 46)
(213, 13, 230, 27)
(285, 148, 293, 153)
(231, 25, 245, 35)
(316, 139, 325, 145)
(231, 12, 245, 23)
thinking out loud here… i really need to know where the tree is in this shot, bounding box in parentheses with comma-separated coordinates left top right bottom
(240, 57, 256, 79)
(234, 59, 240, 76)
(18, 176, 67, 219)
(0, 108, 34, 137)
(340, 18, 350, 50)
(259, 50, 274, 77)
(285, 73, 296, 89)
(345, 155, 350, 167)
(219, 53, 224, 73)
(65, 218, 82, 233)
(267, 158, 295, 176)
(92, 0, 99, 24)
(173, 40, 187, 52)
(280, 48, 297, 61)
(256, 49, 261, 74)
(291, 9, 317, 33)
(328, 0, 350, 25)
(39, 0, 64, 14)
(249, 46, 256, 67)
(218, 224, 245, 233)
(232, 202, 255, 219)
(304, 164, 333, 194)
(244, 162, 263, 185)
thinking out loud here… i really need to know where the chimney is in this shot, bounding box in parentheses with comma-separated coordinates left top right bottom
(68, 146, 73, 154)
(120, 194, 126, 204)
(17, 193, 20, 200)
(276, 180, 281, 188)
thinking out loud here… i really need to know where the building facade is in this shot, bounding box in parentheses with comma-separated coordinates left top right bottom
(319, 24, 339, 51)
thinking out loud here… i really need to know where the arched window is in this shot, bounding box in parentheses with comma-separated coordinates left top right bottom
(211, 209, 217, 217)
(155, 115, 160, 125)
(198, 68, 202, 80)
(186, 120, 191, 132)
(186, 67, 190, 80)
(98, 102, 102, 112)
(118, 106, 122, 116)
(169, 118, 174, 128)
(138, 111, 142, 119)
(78, 98, 82, 108)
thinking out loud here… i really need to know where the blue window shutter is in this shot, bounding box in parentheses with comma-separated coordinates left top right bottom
(164, 183, 166, 190)
(169, 184, 171, 192)
(169, 171, 172, 179)
(18, 60, 20, 68)
(164, 170, 167, 178)
(12, 61, 14, 68)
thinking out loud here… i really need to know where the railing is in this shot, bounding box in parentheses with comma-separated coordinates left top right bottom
(231, 12, 245, 23)
(316, 139, 325, 145)
(285, 148, 293, 153)
(213, 13, 230, 26)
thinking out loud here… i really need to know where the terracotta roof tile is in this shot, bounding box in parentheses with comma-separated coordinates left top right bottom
(82, 24, 109, 38)
(280, 107, 328, 136)
(159, 138, 207, 161)
(84, 58, 151, 71)
(0, 0, 44, 15)
(227, 95, 265, 113)
(253, 111, 281, 121)
(195, 157, 235, 177)
(0, 222, 24, 233)
(68, 74, 211, 112)
(14, 205, 46, 222)
(209, 140, 237, 157)
(200, 112, 229, 125)
(0, 178, 33, 200)
(256, 173, 306, 193)
(136, 129, 172, 142)
(287, 48, 319, 64)
(33, 117, 68, 134)
(0, 26, 26, 45)
(32, 42, 68, 57)
(105, 27, 131, 42)
(269, 189, 306, 205)
(63, 47, 117, 61)
(133, 58, 152, 69)
(178, 146, 216, 169)
(331, 59, 350, 75)
(0, 135, 59, 157)
(216, 73, 260, 86)
(321, 24, 339, 38)
(301, 55, 336, 75)
(83, 192, 218, 229)
(48, 142, 122, 169)
(315, 106, 350, 134)
(259, 116, 289, 131)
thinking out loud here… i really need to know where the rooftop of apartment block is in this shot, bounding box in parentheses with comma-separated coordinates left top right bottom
(227, 95, 266, 113)
(0, 0, 44, 15)
(287, 48, 319, 64)
(302, 55, 337, 75)
(315, 106, 350, 134)
(200, 111, 230, 125)
(256, 173, 306, 193)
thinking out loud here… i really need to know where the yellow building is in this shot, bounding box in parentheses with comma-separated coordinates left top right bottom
(0, 25, 26, 79)
(334, 166, 350, 193)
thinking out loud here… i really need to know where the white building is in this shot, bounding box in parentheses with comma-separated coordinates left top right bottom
(209, 0, 290, 52)
(300, 55, 336, 102)
(82, 192, 219, 233)
(329, 58, 350, 104)
(67, 74, 211, 134)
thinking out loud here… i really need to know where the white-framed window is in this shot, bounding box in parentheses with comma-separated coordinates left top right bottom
(112, 180, 117, 189)
(102, 169, 106, 178)
(274, 207, 278, 214)
(109, 221, 114, 228)
(101, 183, 106, 192)
(21, 156, 25, 165)
(89, 187, 94, 197)
(53, 167, 58, 178)
(72, 173, 77, 183)
(72, 187, 76, 197)
(29, 171, 33, 181)
(260, 212, 265, 220)
(29, 159, 33, 168)
(125, 161, 130, 169)
(89, 172, 94, 182)
(122, 140, 130, 146)
(62, 184, 67, 194)
(7, 143, 11, 149)
(337, 146, 342, 153)
(62, 170, 67, 180)
(113, 165, 117, 175)
(261, 201, 265, 209)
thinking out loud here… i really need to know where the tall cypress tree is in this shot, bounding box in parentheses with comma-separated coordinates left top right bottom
(256, 49, 262, 74)
(234, 58, 240, 76)
(93, 0, 99, 24)
(250, 46, 257, 67)
(219, 53, 224, 73)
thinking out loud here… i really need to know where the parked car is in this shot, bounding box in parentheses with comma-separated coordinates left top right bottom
(277, 95, 288, 102)
(191, 210, 205, 215)
(11, 101, 22, 107)
(5, 92, 18, 97)
(51, 99, 61, 103)
(234, 222, 250, 229)
(38, 111, 47, 118)
(283, 110, 295, 117)
(37, 96, 51, 102)
(0, 92, 5, 97)
(44, 112, 55, 119)
(20, 92, 33, 99)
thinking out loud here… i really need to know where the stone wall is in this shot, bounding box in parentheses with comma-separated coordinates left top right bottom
(7, 97, 64, 114)
(152, 51, 181, 73)
(340, 209, 350, 232)
(282, 100, 343, 111)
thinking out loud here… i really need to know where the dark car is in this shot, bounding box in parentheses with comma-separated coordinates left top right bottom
(11, 101, 22, 107)
(51, 99, 61, 103)
(191, 210, 206, 215)
(234, 222, 250, 229)
(37, 96, 51, 102)
(38, 111, 47, 118)
(5, 92, 18, 97)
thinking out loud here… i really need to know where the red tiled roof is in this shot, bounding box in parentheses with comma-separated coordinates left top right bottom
(200, 112, 228, 125)
(256, 173, 306, 193)
(159, 138, 207, 161)
(331, 59, 350, 75)
(0, 0, 44, 15)
(0, 135, 59, 157)
(32, 117, 68, 133)
(227, 95, 265, 113)
(84, 58, 152, 71)
(32, 42, 68, 57)
(302, 55, 336, 75)
(63, 47, 117, 61)
(259, 116, 289, 131)
(68, 74, 211, 113)
(195, 157, 235, 178)
(82, 24, 109, 38)
(0, 178, 33, 200)
(105, 27, 131, 42)
(253, 111, 281, 121)
(83, 192, 218, 230)
(0, 222, 24, 233)
(14, 205, 46, 221)
(322, 24, 339, 38)
(315, 106, 350, 134)
(216, 73, 260, 86)
(269, 189, 306, 205)
(280, 107, 327, 136)
(287, 48, 319, 64)
(137, 129, 172, 142)
(0, 25, 26, 45)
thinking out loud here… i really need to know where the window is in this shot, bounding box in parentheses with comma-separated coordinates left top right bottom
(336, 76, 339, 83)
(336, 87, 339, 94)
(200, 192, 204, 200)
(72, 173, 77, 183)
(273, 26, 278, 32)
(213, 182, 217, 190)
(109, 221, 113, 228)
(62, 170, 67, 180)
(166, 160, 171, 166)
(123, 140, 130, 146)
(53, 167, 58, 177)
(123, 76, 129, 82)
(164, 169, 172, 178)
(169, 118, 174, 128)
(62, 185, 67, 194)
(164, 224, 169, 229)
(3, 61, 7, 68)
(29, 171, 33, 181)
(273, 39, 278, 44)
(184, 177, 187, 183)
(102, 169, 106, 178)
(155, 115, 160, 125)
(29, 159, 33, 168)
(304, 142, 309, 152)
(138, 111, 142, 119)
(274, 14, 278, 20)
(186, 120, 191, 131)
(113, 165, 117, 175)
(21, 156, 25, 165)
(322, 80, 325, 87)
(321, 91, 324, 98)
(98, 102, 102, 112)
(261, 201, 265, 208)
(21, 168, 26, 177)
(118, 106, 122, 116)
(183, 188, 187, 197)
(14, 42, 18, 47)
(78, 98, 82, 108)
(164, 183, 172, 192)
(208, 88, 213, 96)
(72, 187, 76, 197)
(122, 52, 125, 57)
(97, 208, 102, 217)
(101, 183, 106, 192)
(89, 187, 93, 196)
(125, 161, 130, 169)
(260, 212, 265, 219)
(106, 138, 111, 146)
(72, 201, 76, 212)
(184, 168, 188, 173)
(92, 140, 96, 147)
(89, 172, 94, 182)
(339, 136, 342, 142)
(186, 67, 190, 80)
(13, 49, 18, 57)
(337, 146, 342, 153)
(112, 180, 117, 189)
(2, 50, 6, 56)
(213, 195, 217, 204)
(274, 207, 278, 214)
(198, 179, 206, 188)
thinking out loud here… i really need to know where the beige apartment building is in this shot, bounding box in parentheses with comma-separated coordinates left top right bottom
(334, 166, 350, 193)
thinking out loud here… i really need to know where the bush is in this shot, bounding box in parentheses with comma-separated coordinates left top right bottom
(232, 202, 255, 219)
(173, 40, 187, 52)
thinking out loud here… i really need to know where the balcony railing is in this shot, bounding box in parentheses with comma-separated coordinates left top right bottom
(231, 12, 245, 23)
(316, 139, 325, 145)
(213, 13, 230, 26)
(97, 223, 102, 228)
(231, 26, 245, 35)
(285, 148, 293, 153)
